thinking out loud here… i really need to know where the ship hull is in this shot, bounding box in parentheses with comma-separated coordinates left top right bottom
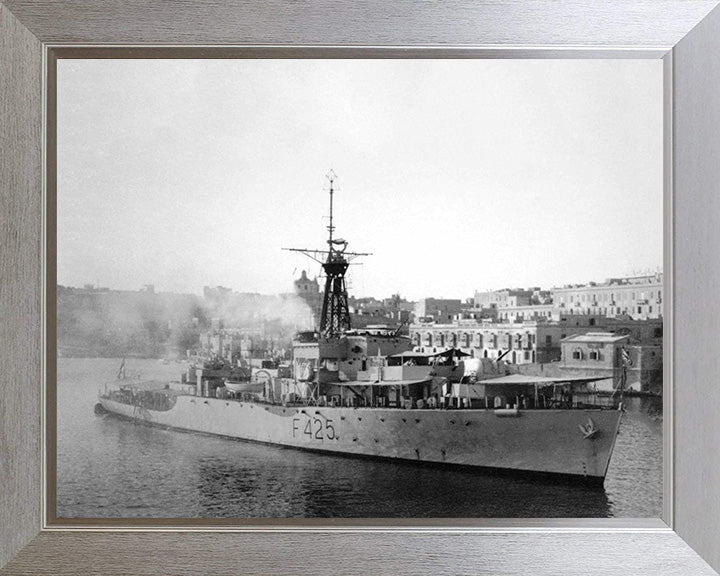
(99, 396, 622, 484)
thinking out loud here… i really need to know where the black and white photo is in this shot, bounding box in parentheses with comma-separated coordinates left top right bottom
(56, 58, 663, 519)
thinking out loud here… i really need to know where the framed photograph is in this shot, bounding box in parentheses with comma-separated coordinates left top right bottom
(2, 1, 720, 575)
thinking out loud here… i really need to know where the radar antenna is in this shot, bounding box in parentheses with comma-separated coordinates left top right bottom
(283, 171, 371, 337)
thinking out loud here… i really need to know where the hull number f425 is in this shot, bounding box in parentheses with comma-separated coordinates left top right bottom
(292, 417, 336, 441)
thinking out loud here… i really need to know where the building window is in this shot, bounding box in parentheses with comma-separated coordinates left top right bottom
(572, 348, 583, 360)
(545, 335, 552, 347)
(589, 350, 599, 360)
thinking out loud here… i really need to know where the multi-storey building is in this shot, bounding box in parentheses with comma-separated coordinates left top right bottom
(414, 298, 465, 323)
(201, 329, 294, 363)
(409, 320, 563, 365)
(560, 332, 662, 393)
(495, 304, 557, 323)
(410, 313, 662, 370)
(199, 329, 244, 361)
(293, 270, 321, 326)
(552, 273, 663, 320)
(473, 287, 556, 324)
(349, 295, 414, 325)
(473, 288, 533, 309)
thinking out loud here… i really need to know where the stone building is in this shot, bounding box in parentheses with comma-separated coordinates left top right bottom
(560, 332, 629, 389)
(293, 270, 321, 328)
(349, 295, 414, 327)
(414, 298, 465, 323)
(473, 288, 556, 325)
(495, 304, 557, 323)
(199, 329, 243, 361)
(473, 288, 534, 309)
(560, 332, 662, 393)
(552, 273, 663, 320)
(409, 321, 563, 365)
(409, 313, 662, 376)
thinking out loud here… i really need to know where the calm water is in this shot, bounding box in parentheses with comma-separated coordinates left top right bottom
(57, 358, 662, 518)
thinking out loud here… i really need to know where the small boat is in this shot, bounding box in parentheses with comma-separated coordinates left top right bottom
(223, 380, 264, 395)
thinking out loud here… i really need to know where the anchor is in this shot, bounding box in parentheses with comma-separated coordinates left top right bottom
(579, 417, 599, 439)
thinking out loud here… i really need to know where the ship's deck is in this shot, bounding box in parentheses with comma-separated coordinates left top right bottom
(101, 385, 620, 412)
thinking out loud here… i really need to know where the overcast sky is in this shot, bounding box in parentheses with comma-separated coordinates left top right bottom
(57, 59, 663, 301)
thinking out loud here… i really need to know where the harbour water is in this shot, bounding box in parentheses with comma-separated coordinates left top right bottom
(57, 357, 662, 518)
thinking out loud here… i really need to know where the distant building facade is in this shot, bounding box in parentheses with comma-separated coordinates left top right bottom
(495, 304, 557, 323)
(472, 288, 555, 325)
(57, 284, 204, 358)
(199, 329, 291, 363)
(409, 321, 563, 365)
(414, 298, 465, 323)
(409, 313, 663, 374)
(292, 270, 321, 328)
(560, 332, 629, 390)
(552, 273, 663, 320)
(560, 332, 662, 393)
(199, 329, 243, 361)
(349, 294, 414, 332)
(473, 288, 533, 309)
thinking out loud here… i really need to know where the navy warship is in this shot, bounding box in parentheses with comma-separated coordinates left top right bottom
(97, 174, 623, 485)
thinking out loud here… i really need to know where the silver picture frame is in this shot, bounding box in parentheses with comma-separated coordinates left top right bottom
(2, 1, 720, 574)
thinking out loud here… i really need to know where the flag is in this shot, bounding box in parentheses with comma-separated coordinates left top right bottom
(621, 347, 633, 367)
(117, 358, 126, 380)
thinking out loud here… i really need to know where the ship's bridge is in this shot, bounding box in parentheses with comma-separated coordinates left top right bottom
(358, 349, 468, 383)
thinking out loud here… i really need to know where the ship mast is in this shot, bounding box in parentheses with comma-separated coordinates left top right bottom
(283, 171, 370, 337)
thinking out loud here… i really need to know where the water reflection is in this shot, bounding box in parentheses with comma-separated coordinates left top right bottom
(194, 448, 611, 518)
